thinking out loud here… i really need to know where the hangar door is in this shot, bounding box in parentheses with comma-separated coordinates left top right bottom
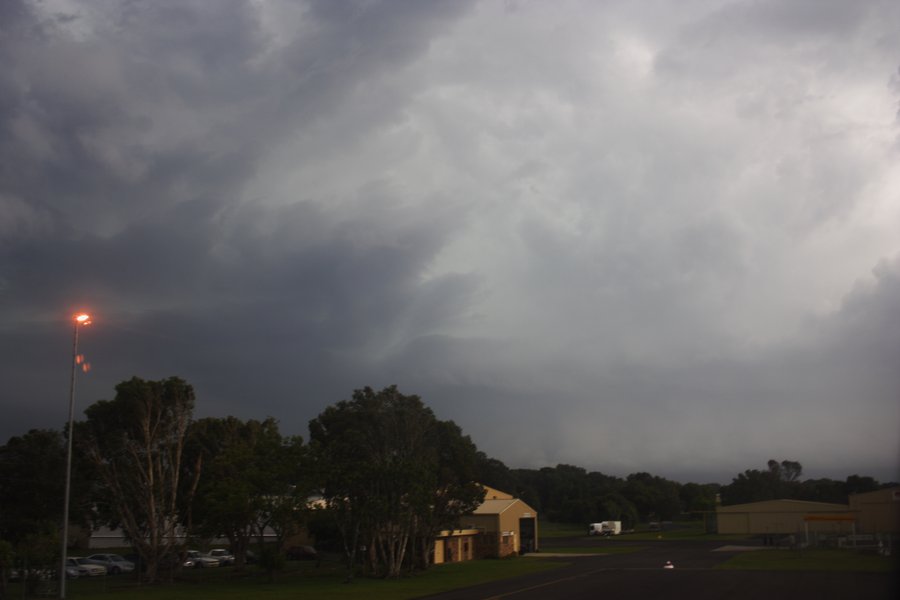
(519, 517, 537, 553)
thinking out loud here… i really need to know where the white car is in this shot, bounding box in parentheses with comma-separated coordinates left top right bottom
(208, 549, 234, 565)
(186, 551, 220, 568)
(68, 557, 107, 577)
(85, 553, 135, 574)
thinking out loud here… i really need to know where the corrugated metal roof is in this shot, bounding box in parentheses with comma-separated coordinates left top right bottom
(472, 498, 521, 515)
(717, 499, 850, 513)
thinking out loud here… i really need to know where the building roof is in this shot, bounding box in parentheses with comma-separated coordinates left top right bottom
(717, 499, 850, 513)
(480, 485, 514, 501)
(849, 487, 900, 502)
(472, 498, 521, 515)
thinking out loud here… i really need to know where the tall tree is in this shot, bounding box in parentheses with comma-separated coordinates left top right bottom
(721, 459, 804, 505)
(309, 385, 483, 579)
(78, 376, 200, 583)
(187, 416, 309, 569)
(0, 429, 93, 589)
(844, 474, 880, 496)
(679, 482, 720, 514)
(622, 472, 682, 522)
(473, 452, 516, 494)
(410, 420, 484, 571)
(720, 469, 779, 504)
(0, 430, 65, 551)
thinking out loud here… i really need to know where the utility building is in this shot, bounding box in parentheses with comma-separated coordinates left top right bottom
(716, 499, 853, 536)
(849, 487, 900, 534)
(716, 488, 900, 536)
(461, 485, 539, 558)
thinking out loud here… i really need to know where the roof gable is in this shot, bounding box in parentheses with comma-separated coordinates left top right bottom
(480, 484, 514, 500)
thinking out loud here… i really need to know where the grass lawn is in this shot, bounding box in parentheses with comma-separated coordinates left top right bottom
(541, 520, 749, 542)
(622, 529, 749, 542)
(540, 546, 644, 555)
(717, 549, 897, 573)
(538, 521, 587, 538)
(9, 556, 564, 600)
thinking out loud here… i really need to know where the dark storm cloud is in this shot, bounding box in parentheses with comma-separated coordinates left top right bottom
(2, 0, 897, 483)
(1, 0, 476, 430)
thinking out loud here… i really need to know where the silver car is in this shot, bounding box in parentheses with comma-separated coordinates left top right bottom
(68, 557, 107, 577)
(85, 553, 135, 574)
(186, 550, 220, 568)
(208, 549, 234, 565)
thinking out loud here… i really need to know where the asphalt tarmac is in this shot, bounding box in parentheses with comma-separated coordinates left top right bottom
(418, 537, 898, 600)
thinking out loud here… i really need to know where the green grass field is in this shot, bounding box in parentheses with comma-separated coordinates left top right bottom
(540, 546, 644, 555)
(538, 521, 587, 538)
(13, 525, 892, 598)
(541, 520, 749, 541)
(717, 549, 897, 573)
(6, 556, 564, 600)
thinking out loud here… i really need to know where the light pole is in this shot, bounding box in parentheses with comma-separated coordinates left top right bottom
(60, 313, 90, 599)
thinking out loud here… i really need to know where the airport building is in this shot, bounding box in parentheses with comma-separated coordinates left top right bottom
(716, 487, 900, 536)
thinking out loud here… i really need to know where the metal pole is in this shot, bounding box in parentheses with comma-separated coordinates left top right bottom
(59, 321, 79, 599)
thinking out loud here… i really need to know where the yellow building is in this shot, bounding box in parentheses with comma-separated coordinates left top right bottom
(849, 487, 900, 534)
(717, 488, 900, 536)
(716, 499, 853, 535)
(460, 485, 539, 558)
(432, 529, 480, 564)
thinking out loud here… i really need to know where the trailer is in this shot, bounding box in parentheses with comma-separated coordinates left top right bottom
(588, 521, 622, 536)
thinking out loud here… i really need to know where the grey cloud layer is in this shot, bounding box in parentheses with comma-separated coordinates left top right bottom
(1, 0, 898, 483)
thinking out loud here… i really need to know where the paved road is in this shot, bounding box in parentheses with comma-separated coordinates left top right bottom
(418, 537, 898, 600)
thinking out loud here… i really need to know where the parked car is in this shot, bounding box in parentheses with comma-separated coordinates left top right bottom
(85, 554, 135, 574)
(64, 564, 81, 579)
(185, 550, 220, 568)
(208, 549, 234, 566)
(68, 557, 107, 577)
(285, 545, 318, 561)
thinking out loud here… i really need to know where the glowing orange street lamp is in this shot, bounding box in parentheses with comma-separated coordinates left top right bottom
(60, 313, 91, 599)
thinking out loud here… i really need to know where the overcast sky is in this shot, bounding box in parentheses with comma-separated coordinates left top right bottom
(2, 0, 898, 484)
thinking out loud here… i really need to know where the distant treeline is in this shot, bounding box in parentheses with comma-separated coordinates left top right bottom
(472, 457, 896, 527)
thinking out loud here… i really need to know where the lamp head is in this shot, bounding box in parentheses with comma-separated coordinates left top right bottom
(75, 313, 92, 326)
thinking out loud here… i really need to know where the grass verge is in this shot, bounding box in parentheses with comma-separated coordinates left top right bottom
(539, 546, 644, 555)
(541, 520, 750, 542)
(10, 556, 564, 600)
(538, 521, 587, 538)
(717, 549, 897, 573)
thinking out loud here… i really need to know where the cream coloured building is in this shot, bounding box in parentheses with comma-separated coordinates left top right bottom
(849, 487, 900, 534)
(460, 485, 539, 558)
(716, 499, 854, 535)
(716, 487, 900, 536)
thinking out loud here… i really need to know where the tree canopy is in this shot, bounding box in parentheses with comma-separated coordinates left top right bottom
(186, 416, 309, 569)
(79, 376, 200, 583)
(309, 385, 484, 578)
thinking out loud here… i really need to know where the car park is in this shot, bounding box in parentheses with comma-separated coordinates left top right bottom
(186, 550, 220, 568)
(85, 553, 135, 574)
(208, 549, 235, 565)
(64, 564, 81, 579)
(68, 557, 107, 577)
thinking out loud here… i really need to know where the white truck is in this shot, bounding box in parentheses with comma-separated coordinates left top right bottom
(588, 521, 622, 536)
